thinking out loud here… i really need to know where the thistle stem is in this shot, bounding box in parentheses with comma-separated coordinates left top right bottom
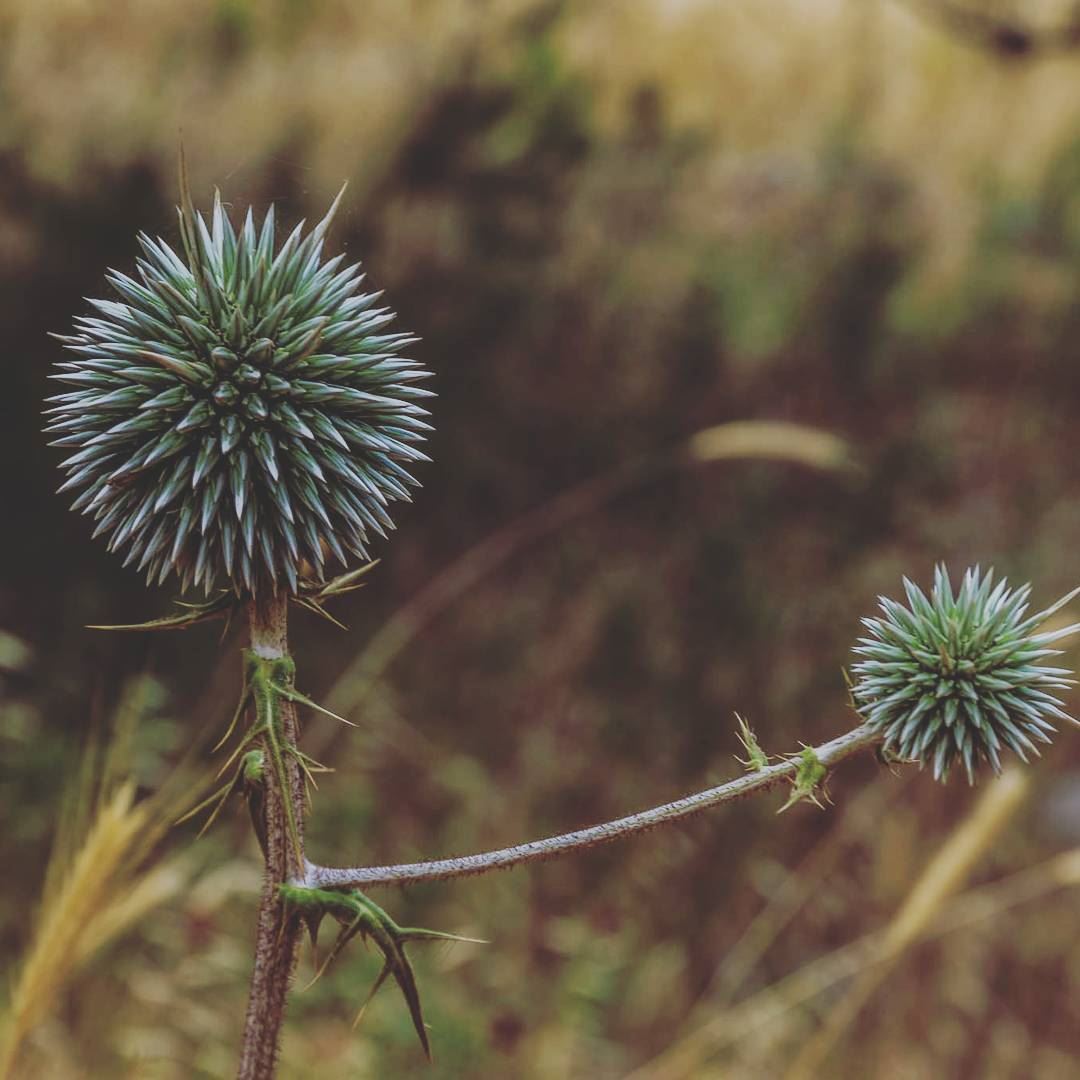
(305, 723, 881, 890)
(237, 594, 306, 1080)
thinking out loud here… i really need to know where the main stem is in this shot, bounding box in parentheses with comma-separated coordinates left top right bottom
(237, 594, 306, 1080)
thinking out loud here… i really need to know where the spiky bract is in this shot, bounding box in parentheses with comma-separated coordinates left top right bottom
(47, 187, 431, 595)
(852, 565, 1080, 782)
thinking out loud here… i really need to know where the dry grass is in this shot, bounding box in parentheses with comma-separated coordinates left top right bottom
(785, 766, 1031, 1078)
(0, 0, 536, 198)
(562, 0, 1080, 278)
(4, 0, 1080, 272)
(631, 767, 1050, 1079)
(320, 418, 855, 740)
(1, 783, 147, 1078)
(632, 839, 1080, 1076)
(0, 678, 209, 1080)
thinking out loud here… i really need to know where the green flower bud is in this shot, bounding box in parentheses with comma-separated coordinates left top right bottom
(46, 188, 432, 596)
(852, 565, 1080, 782)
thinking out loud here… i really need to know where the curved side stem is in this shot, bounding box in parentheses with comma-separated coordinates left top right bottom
(323, 456, 653, 721)
(323, 421, 852, 728)
(306, 724, 881, 890)
(237, 595, 306, 1080)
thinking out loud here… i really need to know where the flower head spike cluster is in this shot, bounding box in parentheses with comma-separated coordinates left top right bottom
(47, 185, 432, 595)
(852, 565, 1080, 782)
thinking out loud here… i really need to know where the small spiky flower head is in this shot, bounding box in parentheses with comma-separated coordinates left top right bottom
(852, 565, 1080, 783)
(46, 181, 432, 596)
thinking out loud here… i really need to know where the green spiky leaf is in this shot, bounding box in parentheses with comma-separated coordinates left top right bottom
(280, 884, 485, 1060)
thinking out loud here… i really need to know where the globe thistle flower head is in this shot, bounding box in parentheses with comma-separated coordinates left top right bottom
(852, 565, 1080, 783)
(46, 184, 432, 596)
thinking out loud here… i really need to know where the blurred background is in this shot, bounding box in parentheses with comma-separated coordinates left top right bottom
(5, 0, 1080, 1076)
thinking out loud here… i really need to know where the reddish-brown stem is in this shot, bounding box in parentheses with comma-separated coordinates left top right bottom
(237, 594, 306, 1080)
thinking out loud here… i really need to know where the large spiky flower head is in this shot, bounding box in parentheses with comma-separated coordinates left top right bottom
(852, 565, 1080, 782)
(47, 180, 431, 596)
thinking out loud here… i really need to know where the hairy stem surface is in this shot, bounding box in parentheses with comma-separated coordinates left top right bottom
(237, 595, 306, 1080)
(307, 723, 881, 889)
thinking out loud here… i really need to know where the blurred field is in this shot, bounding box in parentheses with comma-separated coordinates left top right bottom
(5, 0, 1080, 1076)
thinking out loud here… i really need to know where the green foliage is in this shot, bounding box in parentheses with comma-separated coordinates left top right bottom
(280, 883, 482, 1061)
(777, 746, 829, 814)
(207, 650, 346, 864)
(734, 713, 769, 771)
(853, 566, 1080, 782)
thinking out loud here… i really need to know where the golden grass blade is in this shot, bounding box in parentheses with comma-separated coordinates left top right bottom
(700, 774, 908, 1011)
(631, 768, 1039, 1080)
(69, 856, 189, 973)
(0, 785, 146, 1079)
(783, 766, 1029, 1080)
(0, 696, 199, 1080)
(685, 422, 856, 472)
